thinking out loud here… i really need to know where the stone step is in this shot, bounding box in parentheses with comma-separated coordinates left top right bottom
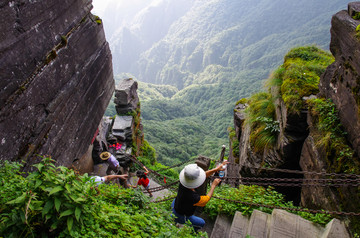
(269, 209, 321, 238)
(211, 209, 351, 238)
(228, 211, 249, 238)
(210, 214, 233, 238)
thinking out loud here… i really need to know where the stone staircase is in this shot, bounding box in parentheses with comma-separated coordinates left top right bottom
(210, 209, 350, 238)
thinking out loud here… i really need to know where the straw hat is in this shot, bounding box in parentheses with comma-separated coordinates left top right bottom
(100, 152, 111, 160)
(179, 164, 206, 189)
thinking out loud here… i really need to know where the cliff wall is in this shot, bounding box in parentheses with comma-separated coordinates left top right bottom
(319, 3, 360, 157)
(0, 0, 114, 169)
(231, 2, 360, 233)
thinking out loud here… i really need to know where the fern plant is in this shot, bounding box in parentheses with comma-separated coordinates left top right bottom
(245, 92, 279, 152)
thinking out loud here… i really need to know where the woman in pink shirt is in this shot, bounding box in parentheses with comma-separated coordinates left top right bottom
(100, 152, 120, 175)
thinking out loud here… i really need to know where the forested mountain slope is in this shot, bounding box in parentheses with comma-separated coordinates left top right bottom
(95, 0, 351, 165)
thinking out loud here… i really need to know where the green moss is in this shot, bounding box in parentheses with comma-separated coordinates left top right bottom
(353, 12, 360, 20)
(235, 98, 248, 105)
(139, 140, 156, 165)
(356, 24, 360, 40)
(60, 35, 67, 46)
(277, 46, 334, 113)
(307, 98, 359, 174)
(228, 127, 239, 157)
(45, 49, 57, 64)
(265, 66, 285, 88)
(245, 92, 278, 152)
(94, 15, 102, 25)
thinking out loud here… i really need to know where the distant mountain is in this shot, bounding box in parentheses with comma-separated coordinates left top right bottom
(95, 0, 349, 88)
(96, 0, 351, 164)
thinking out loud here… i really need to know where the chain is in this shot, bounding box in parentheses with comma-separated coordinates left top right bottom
(130, 155, 177, 183)
(152, 196, 176, 203)
(237, 181, 360, 187)
(154, 158, 195, 173)
(239, 164, 360, 179)
(212, 196, 360, 216)
(146, 181, 179, 193)
(238, 177, 360, 183)
(210, 176, 360, 187)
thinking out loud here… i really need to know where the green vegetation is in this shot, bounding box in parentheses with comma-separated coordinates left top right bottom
(205, 185, 332, 226)
(228, 127, 239, 159)
(93, 15, 102, 25)
(60, 35, 68, 47)
(138, 76, 263, 165)
(245, 92, 278, 152)
(1, 157, 338, 237)
(280, 46, 334, 113)
(45, 50, 57, 64)
(232, 46, 333, 152)
(104, 0, 346, 165)
(352, 12, 360, 20)
(0, 158, 204, 237)
(356, 24, 360, 40)
(138, 82, 179, 101)
(307, 98, 360, 174)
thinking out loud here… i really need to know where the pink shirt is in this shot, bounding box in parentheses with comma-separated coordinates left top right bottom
(107, 154, 119, 170)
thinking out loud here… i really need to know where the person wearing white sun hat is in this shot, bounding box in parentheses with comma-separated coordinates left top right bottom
(172, 161, 229, 232)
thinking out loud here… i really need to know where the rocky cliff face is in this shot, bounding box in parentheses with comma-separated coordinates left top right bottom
(0, 0, 114, 169)
(301, 2, 360, 231)
(319, 2, 360, 158)
(231, 2, 360, 233)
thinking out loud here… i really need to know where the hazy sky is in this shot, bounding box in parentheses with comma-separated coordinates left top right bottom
(92, 0, 162, 16)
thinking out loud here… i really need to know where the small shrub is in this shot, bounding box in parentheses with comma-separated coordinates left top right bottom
(353, 12, 360, 20)
(356, 24, 360, 40)
(93, 15, 102, 25)
(235, 98, 248, 106)
(273, 46, 334, 114)
(307, 98, 359, 174)
(245, 92, 278, 151)
(204, 185, 332, 226)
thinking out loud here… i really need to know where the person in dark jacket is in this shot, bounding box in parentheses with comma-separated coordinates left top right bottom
(172, 161, 228, 231)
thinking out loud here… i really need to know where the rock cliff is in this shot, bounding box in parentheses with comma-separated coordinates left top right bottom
(0, 0, 114, 169)
(231, 2, 360, 233)
(319, 2, 360, 158)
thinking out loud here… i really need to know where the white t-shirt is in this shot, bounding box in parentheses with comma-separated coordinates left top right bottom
(92, 176, 105, 185)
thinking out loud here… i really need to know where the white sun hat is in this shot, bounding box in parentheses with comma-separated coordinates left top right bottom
(179, 164, 206, 189)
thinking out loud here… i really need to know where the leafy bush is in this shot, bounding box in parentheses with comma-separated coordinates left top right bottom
(307, 98, 360, 174)
(279, 46, 334, 113)
(0, 157, 204, 237)
(245, 92, 279, 151)
(204, 185, 332, 226)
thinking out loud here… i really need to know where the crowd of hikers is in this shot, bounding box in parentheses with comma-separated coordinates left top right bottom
(90, 133, 228, 232)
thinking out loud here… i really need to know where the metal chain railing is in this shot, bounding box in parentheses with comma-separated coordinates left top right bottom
(145, 181, 179, 193)
(210, 176, 360, 187)
(153, 158, 195, 173)
(149, 192, 360, 216)
(152, 196, 176, 204)
(129, 156, 360, 215)
(239, 164, 360, 179)
(129, 155, 177, 183)
(129, 155, 179, 193)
